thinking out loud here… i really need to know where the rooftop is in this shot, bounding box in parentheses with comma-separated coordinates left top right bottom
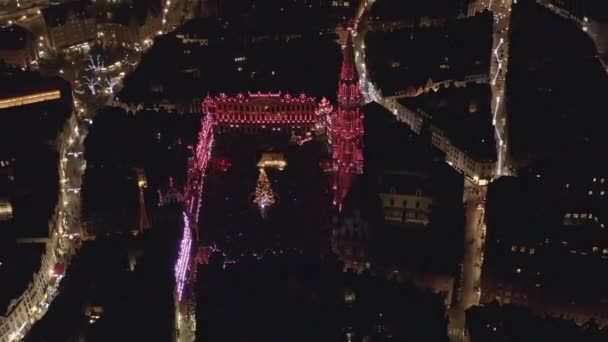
(366, 12, 492, 96)
(0, 70, 68, 102)
(42, 0, 93, 27)
(0, 243, 44, 313)
(377, 170, 432, 197)
(0, 25, 31, 50)
(507, 1, 608, 163)
(399, 84, 496, 162)
(369, 0, 468, 21)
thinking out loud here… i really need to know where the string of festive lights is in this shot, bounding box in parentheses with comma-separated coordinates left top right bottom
(175, 212, 192, 301)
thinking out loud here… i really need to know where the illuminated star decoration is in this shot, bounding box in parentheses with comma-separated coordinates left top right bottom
(253, 168, 275, 218)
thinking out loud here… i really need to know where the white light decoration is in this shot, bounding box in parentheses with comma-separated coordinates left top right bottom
(85, 55, 105, 72)
(81, 76, 100, 95)
(105, 76, 119, 94)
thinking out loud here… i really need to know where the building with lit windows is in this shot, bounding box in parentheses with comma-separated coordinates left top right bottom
(203, 92, 324, 135)
(370, 0, 469, 31)
(95, 8, 139, 50)
(42, 2, 96, 52)
(0, 157, 14, 222)
(137, 9, 162, 45)
(481, 169, 608, 326)
(392, 84, 496, 183)
(0, 68, 72, 342)
(0, 72, 66, 110)
(378, 170, 433, 227)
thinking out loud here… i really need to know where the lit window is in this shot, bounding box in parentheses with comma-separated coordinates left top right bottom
(582, 214, 588, 219)
(603, 249, 608, 255)
(516, 268, 521, 273)
(573, 214, 579, 218)
(529, 248, 535, 255)
(511, 245, 517, 252)
(594, 178, 597, 182)
(602, 178, 605, 183)
(565, 213, 571, 218)
(593, 247, 599, 253)
(589, 190, 593, 195)
(602, 191, 605, 196)
(520, 246, 526, 253)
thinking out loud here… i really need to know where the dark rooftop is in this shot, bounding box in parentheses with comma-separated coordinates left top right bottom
(507, 1, 608, 163)
(0, 25, 31, 50)
(42, 0, 93, 27)
(377, 170, 431, 197)
(399, 84, 496, 162)
(0, 70, 69, 100)
(369, 0, 468, 21)
(94, 4, 135, 26)
(0, 243, 44, 313)
(366, 12, 492, 96)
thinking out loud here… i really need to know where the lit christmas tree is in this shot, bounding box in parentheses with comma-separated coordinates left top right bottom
(253, 168, 275, 217)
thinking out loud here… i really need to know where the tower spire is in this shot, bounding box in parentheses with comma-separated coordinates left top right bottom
(330, 27, 365, 210)
(340, 29, 358, 82)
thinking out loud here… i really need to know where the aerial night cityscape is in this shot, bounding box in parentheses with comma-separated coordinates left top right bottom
(2, 0, 608, 341)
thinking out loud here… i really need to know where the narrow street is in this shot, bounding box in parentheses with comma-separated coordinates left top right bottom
(487, 0, 514, 176)
(352, 2, 500, 341)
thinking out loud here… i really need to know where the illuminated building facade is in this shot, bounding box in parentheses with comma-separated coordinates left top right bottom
(42, 3, 97, 52)
(203, 92, 322, 134)
(0, 159, 13, 222)
(329, 30, 364, 209)
(175, 35, 366, 336)
(378, 170, 433, 227)
(257, 153, 287, 171)
(480, 172, 608, 326)
(0, 90, 61, 109)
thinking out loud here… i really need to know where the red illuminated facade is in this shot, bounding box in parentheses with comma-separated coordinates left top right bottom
(203, 92, 324, 134)
(196, 31, 364, 211)
(176, 34, 365, 324)
(329, 30, 364, 209)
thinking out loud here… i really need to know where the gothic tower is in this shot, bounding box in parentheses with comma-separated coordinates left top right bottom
(331, 29, 364, 210)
